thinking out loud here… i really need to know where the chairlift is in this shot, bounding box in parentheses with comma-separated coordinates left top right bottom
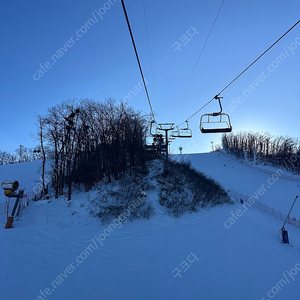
(145, 137, 167, 154)
(153, 134, 164, 146)
(171, 127, 179, 138)
(200, 96, 232, 133)
(149, 120, 164, 137)
(145, 121, 167, 154)
(171, 121, 192, 138)
(178, 121, 192, 138)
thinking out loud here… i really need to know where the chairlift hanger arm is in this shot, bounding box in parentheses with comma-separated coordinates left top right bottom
(184, 120, 190, 129)
(213, 95, 223, 116)
(149, 120, 157, 136)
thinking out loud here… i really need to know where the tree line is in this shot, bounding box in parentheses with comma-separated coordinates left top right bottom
(221, 132, 300, 174)
(0, 147, 43, 165)
(36, 98, 148, 200)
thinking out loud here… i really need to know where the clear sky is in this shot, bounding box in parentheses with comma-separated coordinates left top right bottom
(0, 0, 299, 154)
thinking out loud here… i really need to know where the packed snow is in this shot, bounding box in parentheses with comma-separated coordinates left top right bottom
(175, 151, 300, 217)
(1, 152, 300, 300)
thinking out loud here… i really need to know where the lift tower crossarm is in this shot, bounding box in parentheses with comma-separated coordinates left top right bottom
(158, 123, 175, 162)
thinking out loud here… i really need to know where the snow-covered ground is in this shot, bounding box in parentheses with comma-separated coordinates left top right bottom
(219, 150, 300, 181)
(0, 160, 49, 204)
(175, 152, 300, 217)
(1, 154, 300, 300)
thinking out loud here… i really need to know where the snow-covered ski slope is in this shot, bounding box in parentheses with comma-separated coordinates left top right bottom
(176, 151, 300, 217)
(1, 154, 300, 300)
(0, 160, 50, 204)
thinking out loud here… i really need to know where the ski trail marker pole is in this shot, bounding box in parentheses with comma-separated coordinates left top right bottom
(282, 195, 299, 229)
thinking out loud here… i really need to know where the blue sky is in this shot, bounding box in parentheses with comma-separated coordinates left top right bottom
(0, 0, 299, 154)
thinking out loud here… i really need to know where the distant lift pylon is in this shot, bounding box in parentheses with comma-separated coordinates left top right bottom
(200, 95, 232, 133)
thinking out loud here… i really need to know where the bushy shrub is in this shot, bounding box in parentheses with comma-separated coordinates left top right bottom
(89, 170, 154, 224)
(158, 160, 231, 217)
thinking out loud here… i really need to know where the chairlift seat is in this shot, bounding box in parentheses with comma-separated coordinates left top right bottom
(200, 112, 232, 134)
(178, 129, 192, 138)
(174, 121, 192, 138)
(145, 144, 167, 152)
(200, 127, 232, 134)
(199, 95, 233, 134)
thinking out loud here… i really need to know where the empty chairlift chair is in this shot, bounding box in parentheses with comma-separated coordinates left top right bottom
(177, 121, 192, 138)
(200, 96, 232, 133)
(171, 127, 179, 138)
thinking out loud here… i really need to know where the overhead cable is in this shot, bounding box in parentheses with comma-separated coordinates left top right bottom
(177, 19, 300, 127)
(121, 0, 156, 121)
